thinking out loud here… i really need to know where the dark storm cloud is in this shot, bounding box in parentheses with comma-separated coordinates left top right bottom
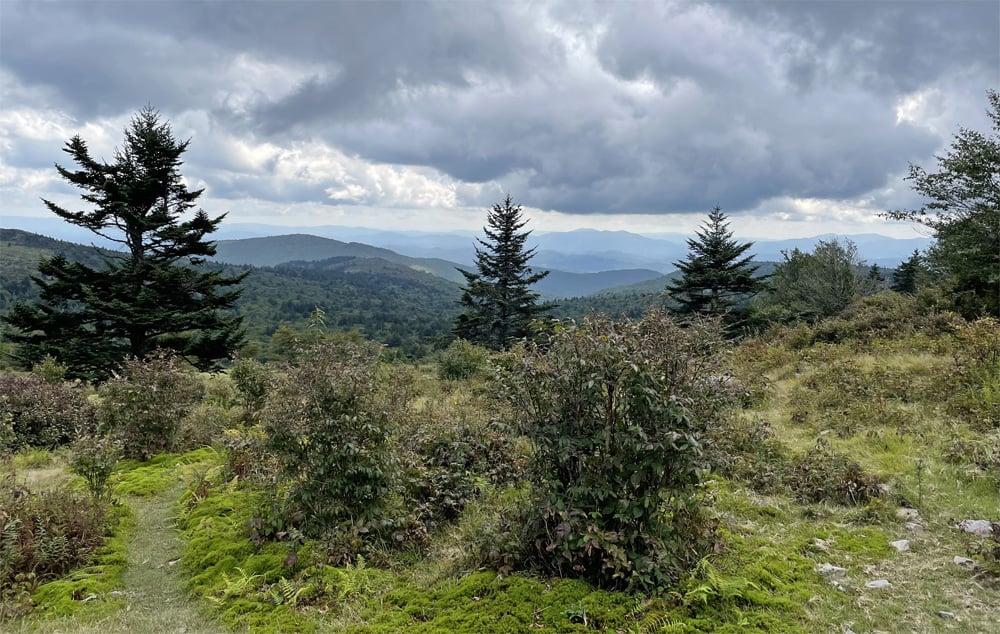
(1, 0, 995, 220)
(722, 1, 1000, 94)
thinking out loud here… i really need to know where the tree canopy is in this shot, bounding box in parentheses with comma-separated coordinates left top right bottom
(453, 195, 550, 349)
(753, 238, 879, 323)
(884, 90, 999, 318)
(666, 206, 764, 317)
(3, 107, 244, 381)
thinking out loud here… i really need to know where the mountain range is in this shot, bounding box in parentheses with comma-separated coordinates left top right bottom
(1, 216, 933, 274)
(0, 223, 920, 358)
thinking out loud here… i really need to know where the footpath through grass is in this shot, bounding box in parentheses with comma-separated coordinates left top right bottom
(16, 466, 223, 633)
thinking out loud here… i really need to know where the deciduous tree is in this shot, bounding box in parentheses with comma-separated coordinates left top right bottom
(753, 239, 879, 323)
(884, 90, 1000, 318)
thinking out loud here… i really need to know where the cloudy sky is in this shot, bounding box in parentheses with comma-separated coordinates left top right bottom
(1, 1, 997, 239)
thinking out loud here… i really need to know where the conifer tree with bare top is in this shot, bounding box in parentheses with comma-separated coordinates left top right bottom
(4, 107, 245, 381)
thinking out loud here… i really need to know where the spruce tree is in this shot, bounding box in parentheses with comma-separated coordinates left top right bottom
(891, 250, 926, 295)
(667, 206, 764, 316)
(454, 195, 550, 349)
(3, 107, 245, 381)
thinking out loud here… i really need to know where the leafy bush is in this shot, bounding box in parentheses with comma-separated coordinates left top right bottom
(400, 408, 527, 530)
(944, 430, 1000, 480)
(810, 292, 962, 344)
(222, 426, 280, 485)
(262, 340, 406, 536)
(786, 440, 882, 506)
(70, 434, 121, 500)
(98, 352, 204, 459)
(30, 355, 67, 384)
(436, 339, 490, 380)
(177, 402, 240, 450)
(950, 317, 1000, 428)
(497, 310, 722, 591)
(230, 356, 270, 423)
(0, 373, 96, 449)
(702, 417, 789, 492)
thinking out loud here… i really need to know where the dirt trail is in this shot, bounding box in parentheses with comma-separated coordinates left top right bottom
(19, 483, 225, 634)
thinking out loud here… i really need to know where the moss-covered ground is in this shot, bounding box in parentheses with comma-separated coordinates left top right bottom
(11, 450, 223, 633)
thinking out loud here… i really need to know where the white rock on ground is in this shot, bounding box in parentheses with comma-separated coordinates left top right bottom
(896, 507, 920, 521)
(890, 539, 910, 552)
(957, 519, 994, 535)
(817, 563, 848, 578)
(953, 556, 975, 567)
(865, 579, 891, 589)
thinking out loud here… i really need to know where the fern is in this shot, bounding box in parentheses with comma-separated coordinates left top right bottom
(268, 577, 308, 606)
(209, 567, 264, 604)
(684, 558, 761, 607)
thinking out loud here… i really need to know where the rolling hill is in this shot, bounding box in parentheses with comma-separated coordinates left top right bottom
(211, 234, 664, 298)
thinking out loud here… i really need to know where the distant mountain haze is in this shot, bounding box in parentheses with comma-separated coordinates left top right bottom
(2, 217, 931, 279)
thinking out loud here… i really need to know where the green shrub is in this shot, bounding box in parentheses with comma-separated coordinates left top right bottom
(436, 339, 490, 380)
(811, 292, 962, 344)
(230, 356, 270, 423)
(0, 373, 96, 449)
(262, 340, 405, 536)
(787, 440, 882, 506)
(221, 425, 280, 485)
(702, 417, 789, 492)
(70, 434, 121, 500)
(944, 431, 1000, 479)
(497, 310, 722, 591)
(98, 352, 204, 459)
(401, 415, 526, 530)
(0, 411, 14, 453)
(30, 355, 67, 384)
(177, 402, 240, 450)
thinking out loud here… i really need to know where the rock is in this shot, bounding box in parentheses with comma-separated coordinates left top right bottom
(890, 539, 910, 552)
(957, 519, 994, 535)
(937, 611, 956, 619)
(865, 579, 891, 589)
(896, 507, 920, 521)
(905, 521, 923, 532)
(817, 563, 848, 578)
(845, 629, 857, 634)
(953, 556, 975, 567)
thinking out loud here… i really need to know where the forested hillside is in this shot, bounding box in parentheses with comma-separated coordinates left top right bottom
(0, 229, 462, 358)
(0, 229, 708, 354)
(214, 234, 468, 283)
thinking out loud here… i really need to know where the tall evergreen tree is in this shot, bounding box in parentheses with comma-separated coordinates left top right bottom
(454, 195, 550, 349)
(3, 107, 245, 381)
(891, 250, 926, 295)
(667, 206, 764, 316)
